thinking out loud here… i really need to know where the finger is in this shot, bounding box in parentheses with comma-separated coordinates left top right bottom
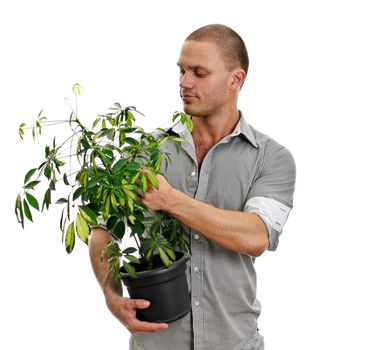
(133, 299, 150, 310)
(130, 320, 169, 334)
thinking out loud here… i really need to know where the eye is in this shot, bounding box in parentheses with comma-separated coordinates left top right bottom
(194, 69, 207, 77)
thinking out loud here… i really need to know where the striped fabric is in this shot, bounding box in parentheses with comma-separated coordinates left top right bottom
(131, 112, 296, 350)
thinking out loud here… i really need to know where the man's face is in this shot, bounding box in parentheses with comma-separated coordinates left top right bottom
(177, 40, 234, 118)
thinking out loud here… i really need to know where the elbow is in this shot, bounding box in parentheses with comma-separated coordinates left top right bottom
(244, 213, 269, 257)
(241, 231, 269, 257)
(249, 240, 268, 257)
(89, 227, 113, 255)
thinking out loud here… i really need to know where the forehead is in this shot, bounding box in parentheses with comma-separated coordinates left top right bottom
(177, 40, 225, 69)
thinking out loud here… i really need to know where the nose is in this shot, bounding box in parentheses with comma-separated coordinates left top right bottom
(179, 72, 193, 89)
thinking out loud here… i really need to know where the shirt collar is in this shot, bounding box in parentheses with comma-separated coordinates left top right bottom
(170, 110, 258, 149)
(234, 111, 258, 148)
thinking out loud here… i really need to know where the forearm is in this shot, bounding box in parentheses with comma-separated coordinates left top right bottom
(89, 227, 168, 333)
(166, 189, 268, 257)
(89, 227, 122, 297)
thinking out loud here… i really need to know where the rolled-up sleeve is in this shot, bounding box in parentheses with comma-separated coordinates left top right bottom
(244, 196, 291, 250)
(245, 141, 296, 250)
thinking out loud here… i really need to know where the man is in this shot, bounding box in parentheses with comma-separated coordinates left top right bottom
(89, 24, 296, 350)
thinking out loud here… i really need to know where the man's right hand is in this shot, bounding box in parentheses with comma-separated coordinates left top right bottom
(104, 291, 169, 334)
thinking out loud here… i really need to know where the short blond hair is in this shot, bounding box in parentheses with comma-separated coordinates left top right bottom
(185, 24, 249, 73)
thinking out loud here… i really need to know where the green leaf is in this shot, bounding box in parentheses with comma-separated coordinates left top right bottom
(158, 136, 169, 147)
(24, 168, 37, 184)
(60, 208, 66, 236)
(122, 247, 137, 254)
(145, 247, 155, 263)
(38, 161, 47, 170)
(76, 213, 90, 244)
(55, 159, 65, 170)
(37, 109, 44, 120)
(165, 248, 176, 261)
(172, 111, 179, 122)
(111, 220, 125, 240)
(110, 192, 118, 211)
(125, 137, 138, 146)
(86, 176, 99, 189)
(23, 199, 33, 222)
(73, 187, 84, 201)
(79, 206, 98, 226)
(106, 215, 118, 231)
(42, 188, 51, 211)
(19, 123, 26, 140)
(63, 173, 70, 185)
(130, 221, 144, 235)
(72, 83, 82, 95)
(158, 247, 171, 267)
(171, 136, 185, 143)
(123, 188, 136, 200)
(23, 180, 41, 190)
(49, 179, 56, 191)
(25, 192, 39, 210)
(155, 154, 163, 172)
(15, 195, 24, 228)
(44, 164, 51, 179)
(140, 174, 147, 193)
(123, 262, 137, 277)
(125, 255, 141, 264)
(145, 170, 159, 189)
(112, 158, 127, 172)
(92, 117, 101, 129)
(125, 162, 140, 172)
(127, 197, 134, 214)
(104, 193, 111, 219)
(65, 221, 75, 254)
(56, 198, 68, 204)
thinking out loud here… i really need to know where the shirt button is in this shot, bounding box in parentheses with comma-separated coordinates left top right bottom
(190, 171, 196, 177)
(194, 234, 199, 240)
(194, 300, 200, 306)
(194, 266, 199, 273)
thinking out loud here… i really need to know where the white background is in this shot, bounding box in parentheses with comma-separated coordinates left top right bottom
(1, 0, 365, 349)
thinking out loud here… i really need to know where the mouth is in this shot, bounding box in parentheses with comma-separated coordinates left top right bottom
(181, 94, 197, 103)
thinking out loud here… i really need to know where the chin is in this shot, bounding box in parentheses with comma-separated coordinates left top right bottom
(183, 105, 194, 116)
(183, 103, 212, 118)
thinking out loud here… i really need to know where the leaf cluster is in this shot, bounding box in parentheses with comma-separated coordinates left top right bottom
(15, 86, 192, 278)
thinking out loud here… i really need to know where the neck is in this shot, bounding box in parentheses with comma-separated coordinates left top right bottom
(191, 108, 240, 146)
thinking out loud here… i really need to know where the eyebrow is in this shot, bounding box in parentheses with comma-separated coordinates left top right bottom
(176, 62, 209, 71)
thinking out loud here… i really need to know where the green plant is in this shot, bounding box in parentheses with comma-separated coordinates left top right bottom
(15, 84, 192, 280)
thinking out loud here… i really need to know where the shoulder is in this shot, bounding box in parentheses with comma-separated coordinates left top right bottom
(248, 124, 295, 170)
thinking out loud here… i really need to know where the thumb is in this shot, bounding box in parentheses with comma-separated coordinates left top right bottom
(133, 299, 151, 310)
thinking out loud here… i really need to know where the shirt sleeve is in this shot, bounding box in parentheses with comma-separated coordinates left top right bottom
(245, 141, 296, 250)
(244, 196, 291, 251)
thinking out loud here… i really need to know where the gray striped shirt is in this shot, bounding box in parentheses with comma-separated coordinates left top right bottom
(131, 112, 296, 350)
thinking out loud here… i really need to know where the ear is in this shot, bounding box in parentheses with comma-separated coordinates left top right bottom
(230, 69, 246, 89)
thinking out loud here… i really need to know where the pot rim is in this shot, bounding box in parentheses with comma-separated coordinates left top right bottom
(121, 251, 189, 281)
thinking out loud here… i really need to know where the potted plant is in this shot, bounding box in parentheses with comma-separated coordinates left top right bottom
(15, 84, 192, 323)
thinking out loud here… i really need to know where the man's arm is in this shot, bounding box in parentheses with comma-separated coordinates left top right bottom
(89, 227, 169, 334)
(140, 175, 269, 257)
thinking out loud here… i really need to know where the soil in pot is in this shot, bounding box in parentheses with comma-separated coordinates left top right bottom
(121, 252, 190, 323)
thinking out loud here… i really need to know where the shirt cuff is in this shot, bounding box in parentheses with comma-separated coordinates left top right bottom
(244, 196, 291, 251)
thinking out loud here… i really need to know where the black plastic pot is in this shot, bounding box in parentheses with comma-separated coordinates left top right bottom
(121, 252, 190, 323)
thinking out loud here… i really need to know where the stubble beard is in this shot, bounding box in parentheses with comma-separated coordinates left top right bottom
(183, 101, 220, 119)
